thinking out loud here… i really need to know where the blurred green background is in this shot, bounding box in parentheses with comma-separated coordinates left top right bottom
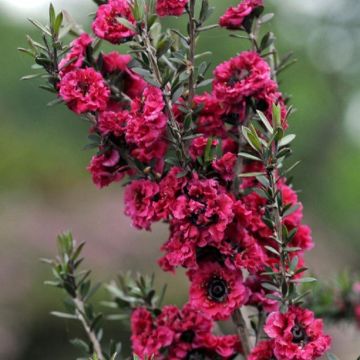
(0, 0, 359, 358)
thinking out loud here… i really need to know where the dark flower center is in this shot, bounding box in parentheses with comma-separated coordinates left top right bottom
(291, 323, 309, 344)
(78, 81, 90, 95)
(180, 330, 195, 343)
(255, 98, 269, 112)
(152, 193, 160, 202)
(196, 246, 224, 264)
(207, 277, 228, 302)
(221, 112, 239, 125)
(228, 69, 250, 85)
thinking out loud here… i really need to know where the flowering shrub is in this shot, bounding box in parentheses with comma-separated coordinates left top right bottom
(20, 1, 360, 359)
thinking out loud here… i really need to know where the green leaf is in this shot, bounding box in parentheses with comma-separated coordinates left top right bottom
(21, 73, 43, 80)
(116, 17, 136, 32)
(260, 13, 275, 24)
(50, 311, 78, 319)
(69, 338, 89, 354)
(291, 277, 317, 284)
(261, 282, 279, 292)
(106, 314, 129, 321)
(260, 32, 275, 51)
(54, 12, 64, 36)
(238, 172, 265, 178)
(278, 134, 296, 147)
(242, 126, 262, 153)
(289, 256, 298, 272)
(264, 245, 280, 256)
(204, 137, 213, 163)
(49, 4, 56, 28)
(196, 79, 213, 89)
(28, 18, 52, 36)
(282, 204, 300, 218)
(18, 47, 36, 58)
(256, 110, 273, 134)
(272, 103, 282, 128)
(238, 152, 261, 162)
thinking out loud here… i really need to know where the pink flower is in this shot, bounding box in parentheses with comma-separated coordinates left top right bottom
(59, 33, 93, 77)
(213, 51, 271, 104)
(249, 340, 275, 360)
(87, 150, 127, 188)
(223, 227, 268, 274)
(126, 86, 167, 148)
(92, 0, 136, 44)
(264, 306, 332, 360)
(59, 68, 109, 114)
(220, 0, 263, 30)
(130, 140, 168, 170)
(131, 304, 239, 359)
(212, 152, 237, 181)
(188, 262, 249, 320)
(194, 93, 226, 137)
(156, 0, 189, 17)
(131, 307, 174, 359)
(155, 167, 188, 219)
(124, 179, 160, 230)
(158, 228, 197, 272)
(170, 176, 234, 245)
(102, 51, 146, 99)
(97, 110, 128, 137)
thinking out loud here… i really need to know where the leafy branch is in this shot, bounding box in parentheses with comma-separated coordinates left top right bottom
(43, 233, 121, 360)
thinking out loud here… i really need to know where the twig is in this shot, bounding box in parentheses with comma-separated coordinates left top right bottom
(140, 24, 189, 168)
(232, 308, 251, 357)
(73, 296, 104, 360)
(187, 0, 197, 105)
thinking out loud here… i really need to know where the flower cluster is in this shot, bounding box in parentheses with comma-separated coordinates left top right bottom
(131, 304, 241, 359)
(24, 0, 334, 358)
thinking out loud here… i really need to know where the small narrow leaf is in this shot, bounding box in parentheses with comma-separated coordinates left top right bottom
(278, 134, 296, 147)
(51, 311, 78, 319)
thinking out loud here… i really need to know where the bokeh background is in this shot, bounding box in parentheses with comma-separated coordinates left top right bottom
(0, 0, 359, 358)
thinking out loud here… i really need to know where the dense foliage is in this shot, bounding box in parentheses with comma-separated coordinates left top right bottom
(20, 0, 360, 359)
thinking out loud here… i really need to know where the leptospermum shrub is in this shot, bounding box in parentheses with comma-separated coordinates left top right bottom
(20, 1, 360, 359)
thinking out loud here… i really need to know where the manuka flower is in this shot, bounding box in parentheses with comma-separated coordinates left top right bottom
(87, 149, 127, 188)
(131, 304, 240, 359)
(249, 340, 276, 360)
(97, 110, 128, 137)
(264, 306, 332, 360)
(124, 179, 160, 230)
(102, 51, 146, 99)
(92, 0, 136, 44)
(212, 152, 238, 181)
(59, 68, 109, 114)
(170, 176, 234, 246)
(220, 0, 264, 31)
(125, 86, 167, 149)
(131, 307, 174, 359)
(213, 51, 271, 104)
(156, 0, 189, 17)
(193, 93, 226, 137)
(59, 33, 93, 77)
(188, 262, 249, 320)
